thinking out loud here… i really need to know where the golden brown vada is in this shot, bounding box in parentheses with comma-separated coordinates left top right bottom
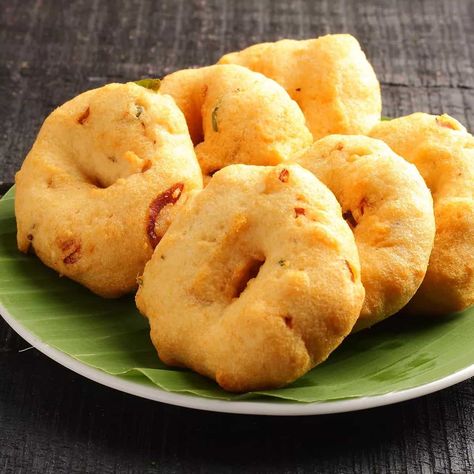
(160, 64, 313, 179)
(370, 113, 474, 315)
(218, 34, 381, 140)
(136, 164, 365, 392)
(295, 135, 435, 330)
(15, 82, 202, 297)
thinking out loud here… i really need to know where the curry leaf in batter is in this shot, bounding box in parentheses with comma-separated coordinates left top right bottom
(134, 78, 161, 91)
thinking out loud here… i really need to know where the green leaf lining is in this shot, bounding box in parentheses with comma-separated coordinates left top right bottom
(0, 187, 472, 403)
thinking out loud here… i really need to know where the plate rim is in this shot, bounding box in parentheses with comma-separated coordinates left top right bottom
(1, 301, 473, 416)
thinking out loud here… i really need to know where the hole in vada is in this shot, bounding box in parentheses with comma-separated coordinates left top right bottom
(232, 257, 265, 298)
(84, 174, 106, 189)
(283, 315, 293, 329)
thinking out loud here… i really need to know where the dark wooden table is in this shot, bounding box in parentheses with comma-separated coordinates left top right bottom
(1, 1, 473, 472)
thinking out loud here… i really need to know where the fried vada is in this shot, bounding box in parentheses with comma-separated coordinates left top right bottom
(370, 113, 474, 315)
(136, 164, 365, 391)
(296, 135, 435, 329)
(218, 34, 381, 140)
(160, 64, 313, 180)
(15, 82, 202, 297)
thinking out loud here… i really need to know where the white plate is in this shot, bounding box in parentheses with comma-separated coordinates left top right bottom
(2, 301, 473, 416)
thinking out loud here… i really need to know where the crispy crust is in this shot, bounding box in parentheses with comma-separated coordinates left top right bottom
(370, 113, 474, 315)
(296, 135, 436, 329)
(15, 83, 203, 297)
(219, 34, 381, 139)
(160, 64, 313, 179)
(136, 164, 365, 391)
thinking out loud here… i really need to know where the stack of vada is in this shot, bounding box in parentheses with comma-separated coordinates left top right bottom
(15, 34, 473, 391)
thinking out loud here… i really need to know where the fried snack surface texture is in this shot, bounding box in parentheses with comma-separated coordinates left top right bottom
(218, 34, 381, 140)
(136, 164, 365, 392)
(160, 64, 313, 180)
(370, 113, 474, 315)
(296, 135, 435, 330)
(15, 82, 203, 298)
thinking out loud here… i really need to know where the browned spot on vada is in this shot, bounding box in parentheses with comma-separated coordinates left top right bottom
(146, 182, 184, 249)
(15, 82, 202, 297)
(136, 164, 365, 391)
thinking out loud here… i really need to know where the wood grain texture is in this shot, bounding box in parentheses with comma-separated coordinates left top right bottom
(0, 0, 473, 472)
(1, 0, 473, 185)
